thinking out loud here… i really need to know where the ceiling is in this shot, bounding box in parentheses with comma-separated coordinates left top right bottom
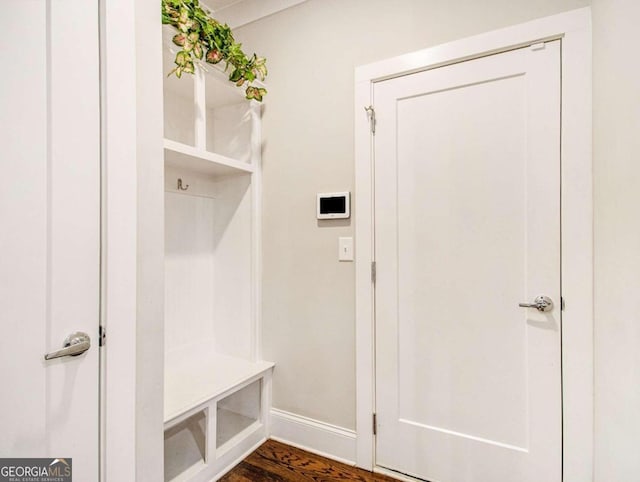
(207, 0, 243, 11)
(204, 0, 308, 28)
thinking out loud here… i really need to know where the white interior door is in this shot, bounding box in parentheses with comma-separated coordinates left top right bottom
(0, 1, 100, 479)
(374, 41, 561, 482)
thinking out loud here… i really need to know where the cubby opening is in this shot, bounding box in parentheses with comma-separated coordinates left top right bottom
(164, 172, 253, 363)
(217, 379, 261, 450)
(163, 46, 195, 147)
(164, 410, 208, 482)
(204, 72, 253, 163)
(161, 26, 261, 164)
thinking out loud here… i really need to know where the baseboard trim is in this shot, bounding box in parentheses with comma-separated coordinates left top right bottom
(269, 408, 357, 465)
(375, 466, 426, 482)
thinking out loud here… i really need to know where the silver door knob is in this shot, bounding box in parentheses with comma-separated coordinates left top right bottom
(519, 295, 554, 313)
(44, 332, 91, 360)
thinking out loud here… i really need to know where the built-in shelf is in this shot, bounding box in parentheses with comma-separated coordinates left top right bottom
(163, 22, 269, 481)
(164, 139, 254, 177)
(164, 346, 274, 426)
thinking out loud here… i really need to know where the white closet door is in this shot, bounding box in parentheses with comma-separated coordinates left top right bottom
(374, 41, 561, 482)
(0, 1, 100, 478)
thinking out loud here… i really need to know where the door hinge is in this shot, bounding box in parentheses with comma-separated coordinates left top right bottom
(371, 261, 377, 284)
(99, 325, 106, 347)
(364, 105, 376, 135)
(561, 297, 566, 311)
(373, 413, 377, 435)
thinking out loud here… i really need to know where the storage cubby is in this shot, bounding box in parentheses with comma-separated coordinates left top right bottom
(162, 26, 273, 482)
(217, 380, 261, 450)
(163, 48, 195, 147)
(165, 411, 208, 482)
(204, 71, 254, 164)
(162, 28, 259, 165)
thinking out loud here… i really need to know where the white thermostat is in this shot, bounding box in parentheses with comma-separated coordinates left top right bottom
(317, 192, 350, 219)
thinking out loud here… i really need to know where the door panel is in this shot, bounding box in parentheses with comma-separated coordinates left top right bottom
(374, 41, 561, 482)
(0, 1, 100, 479)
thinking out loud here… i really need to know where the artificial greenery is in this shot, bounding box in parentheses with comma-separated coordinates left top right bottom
(162, 0, 268, 101)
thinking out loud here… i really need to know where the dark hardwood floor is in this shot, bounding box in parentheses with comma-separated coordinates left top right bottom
(220, 439, 400, 481)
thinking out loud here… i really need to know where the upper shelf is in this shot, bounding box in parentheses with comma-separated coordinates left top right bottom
(164, 139, 254, 177)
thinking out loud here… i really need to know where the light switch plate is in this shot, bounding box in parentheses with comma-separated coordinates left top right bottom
(339, 237, 354, 261)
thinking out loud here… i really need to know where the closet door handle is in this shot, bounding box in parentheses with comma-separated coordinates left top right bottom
(518, 295, 554, 313)
(44, 332, 91, 360)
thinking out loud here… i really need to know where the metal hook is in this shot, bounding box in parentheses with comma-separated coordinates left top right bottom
(177, 178, 189, 191)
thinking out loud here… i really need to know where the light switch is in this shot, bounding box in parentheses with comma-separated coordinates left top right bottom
(339, 237, 354, 262)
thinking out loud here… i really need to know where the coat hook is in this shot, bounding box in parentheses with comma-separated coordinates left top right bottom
(177, 178, 189, 191)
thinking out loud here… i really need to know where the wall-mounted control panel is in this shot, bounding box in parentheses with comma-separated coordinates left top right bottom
(317, 192, 350, 219)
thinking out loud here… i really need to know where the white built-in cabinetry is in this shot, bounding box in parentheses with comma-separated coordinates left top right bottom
(162, 28, 273, 482)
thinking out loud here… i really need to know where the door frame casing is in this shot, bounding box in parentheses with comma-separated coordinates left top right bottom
(354, 8, 592, 482)
(100, 0, 165, 480)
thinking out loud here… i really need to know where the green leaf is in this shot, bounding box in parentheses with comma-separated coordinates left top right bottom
(162, 0, 267, 98)
(245, 86, 265, 102)
(175, 50, 190, 66)
(229, 68, 243, 82)
(179, 8, 189, 24)
(172, 33, 187, 47)
(253, 57, 267, 80)
(206, 49, 223, 64)
(183, 61, 195, 74)
(193, 44, 203, 59)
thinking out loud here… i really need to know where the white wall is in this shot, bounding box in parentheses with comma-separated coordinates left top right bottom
(592, 0, 640, 480)
(235, 0, 590, 431)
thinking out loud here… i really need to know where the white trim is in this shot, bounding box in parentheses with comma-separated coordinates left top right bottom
(100, 0, 138, 480)
(134, 0, 166, 479)
(355, 7, 591, 83)
(270, 409, 357, 465)
(100, 0, 166, 480)
(354, 77, 375, 470)
(354, 8, 593, 482)
(558, 17, 593, 482)
(251, 101, 263, 362)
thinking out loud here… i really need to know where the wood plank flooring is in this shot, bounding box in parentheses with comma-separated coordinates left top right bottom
(220, 439, 400, 481)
